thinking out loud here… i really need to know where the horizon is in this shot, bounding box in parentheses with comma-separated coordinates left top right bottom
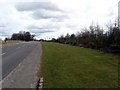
(0, 0, 119, 40)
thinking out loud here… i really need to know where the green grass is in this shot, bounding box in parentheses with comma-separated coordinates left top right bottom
(41, 42, 119, 88)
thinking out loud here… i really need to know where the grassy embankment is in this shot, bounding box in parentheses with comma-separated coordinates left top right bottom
(40, 42, 119, 88)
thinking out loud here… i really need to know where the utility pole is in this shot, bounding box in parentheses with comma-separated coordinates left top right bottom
(118, 1, 120, 29)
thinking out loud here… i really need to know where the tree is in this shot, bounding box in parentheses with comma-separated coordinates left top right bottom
(24, 32, 31, 41)
(54, 20, 120, 54)
(11, 31, 34, 41)
(11, 33, 19, 40)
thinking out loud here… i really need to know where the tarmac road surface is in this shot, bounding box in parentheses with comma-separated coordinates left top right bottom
(2, 41, 39, 79)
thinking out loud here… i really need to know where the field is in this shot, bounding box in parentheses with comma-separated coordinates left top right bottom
(41, 42, 119, 88)
(1, 40, 23, 46)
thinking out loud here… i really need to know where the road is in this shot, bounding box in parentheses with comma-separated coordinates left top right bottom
(2, 41, 39, 79)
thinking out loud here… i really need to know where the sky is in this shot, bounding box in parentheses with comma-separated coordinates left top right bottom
(0, 0, 119, 40)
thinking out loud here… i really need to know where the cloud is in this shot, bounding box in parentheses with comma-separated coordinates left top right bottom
(32, 9, 68, 20)
(33, 30, 54, 34)
(0, 23, 10, 37)
(15, 2, 61, 12)
(26, 25, 55, 34)
(0, 0, 119, 40)
(108, 11, 116, 17)
(27, 25, 43, 30)
(15, 1, 68, 21)
(0, 24, 6, 28)
(27, 24, 60, 30)
(0, 29, 12, 38)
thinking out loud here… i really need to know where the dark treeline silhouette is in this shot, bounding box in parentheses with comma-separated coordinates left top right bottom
(52, 22, 120, 54)
(9, 31, 35, 41)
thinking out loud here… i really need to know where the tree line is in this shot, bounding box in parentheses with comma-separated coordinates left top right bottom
(52, 22, 120, 54)
(5, 31, 35, 41)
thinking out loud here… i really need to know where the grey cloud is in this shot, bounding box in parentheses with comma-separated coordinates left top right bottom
(27, 23, 60, 30)
(15, 2, 61, 11)
(15, 2, 68, 21)
(0, 25, 5, 28)
(0, 31, 11, 37)
(27, 25, 55, 34)
(32, 11, 51, 19)
(32, 10, 67, 20)
(66, 24, 78, 29)
(107, 7, 116, 17)
(108, 11, 115, 17)
(27, 25, 44, 30)
(32, 30, 54, 34)
(0, 25, 9, 37)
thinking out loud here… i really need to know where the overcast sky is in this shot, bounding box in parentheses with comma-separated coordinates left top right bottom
(0, 0, 119, 40)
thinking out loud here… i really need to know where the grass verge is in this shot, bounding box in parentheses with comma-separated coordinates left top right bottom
(40, 42, 119, 88)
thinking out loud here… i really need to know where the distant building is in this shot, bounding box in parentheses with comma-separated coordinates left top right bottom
(118, 1, 120, 29)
